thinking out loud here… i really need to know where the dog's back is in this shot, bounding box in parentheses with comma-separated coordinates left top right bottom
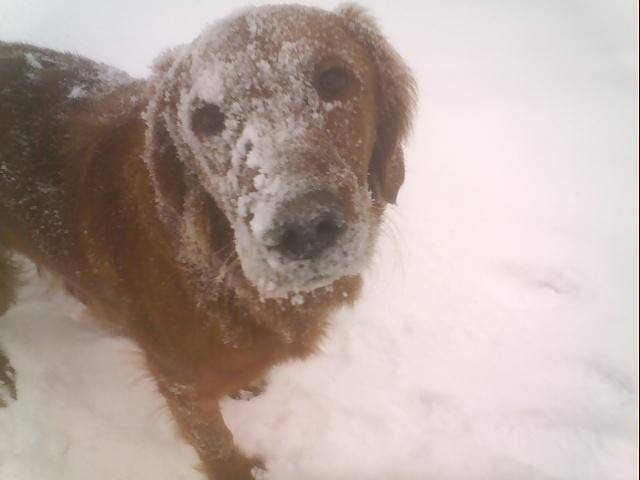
(1, 43, 142, 256)
(0, 44, 150, 307)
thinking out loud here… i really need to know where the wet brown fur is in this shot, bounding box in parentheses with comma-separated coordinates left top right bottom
(0, 5, 415, 479)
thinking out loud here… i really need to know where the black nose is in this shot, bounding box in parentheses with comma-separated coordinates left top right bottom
(266, 191, 346, 260)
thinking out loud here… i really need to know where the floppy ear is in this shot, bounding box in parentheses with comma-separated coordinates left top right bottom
(143, 46, 193, 229)
(337, 4, 417, 204)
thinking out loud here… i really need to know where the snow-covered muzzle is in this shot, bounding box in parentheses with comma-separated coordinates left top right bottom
(144, 7, 386, 300)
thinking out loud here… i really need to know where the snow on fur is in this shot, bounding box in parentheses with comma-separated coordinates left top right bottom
(143, 6, 373, 300)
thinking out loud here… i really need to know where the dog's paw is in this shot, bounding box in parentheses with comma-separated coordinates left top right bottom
(0, 349, 17, 407)
(229, 378, 267, 401)
(251, 460, 268, 480)
(199, 454, 266, 480)
(246, 455, 267, 480)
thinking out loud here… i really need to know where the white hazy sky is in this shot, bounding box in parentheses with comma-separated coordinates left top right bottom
(0, 0, 637, 78)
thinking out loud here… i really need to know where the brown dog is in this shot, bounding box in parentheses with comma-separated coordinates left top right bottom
(0, 4, 415, 478)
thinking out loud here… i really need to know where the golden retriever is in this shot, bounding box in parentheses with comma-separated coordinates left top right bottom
(0, 4, 415, 478)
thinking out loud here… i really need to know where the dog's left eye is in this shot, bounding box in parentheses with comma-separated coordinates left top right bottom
(192, 103, 226, 136)
(315, 66, 351, 100)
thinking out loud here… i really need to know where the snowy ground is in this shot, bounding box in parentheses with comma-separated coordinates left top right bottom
(0, 1, 638, 479)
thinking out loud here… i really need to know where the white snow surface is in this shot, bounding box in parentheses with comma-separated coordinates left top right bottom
(0, 1, 637, 479)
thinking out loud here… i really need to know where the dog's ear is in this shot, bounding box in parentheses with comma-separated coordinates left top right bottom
(143, 47, 192, 228)
(337, 4, 416, 204)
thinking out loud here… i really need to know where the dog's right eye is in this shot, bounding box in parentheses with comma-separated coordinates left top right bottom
(315, 66, 352, 100)
(192, 103, 225, 136)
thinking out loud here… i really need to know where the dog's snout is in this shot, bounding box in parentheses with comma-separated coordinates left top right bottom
(278, 215, 343, 260)
(266, 191, 346, 260)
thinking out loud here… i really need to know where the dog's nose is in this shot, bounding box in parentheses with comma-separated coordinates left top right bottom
(265, 191, 346, 260)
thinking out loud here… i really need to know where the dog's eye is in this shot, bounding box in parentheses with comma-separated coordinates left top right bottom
(192, 103, 225, 136)
(315, 66, 351, 100)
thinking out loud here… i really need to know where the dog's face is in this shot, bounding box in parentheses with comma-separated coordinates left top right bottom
(145, 5, 415, 301)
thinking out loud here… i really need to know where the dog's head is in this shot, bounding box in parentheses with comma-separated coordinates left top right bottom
(144, 5, 415, 302)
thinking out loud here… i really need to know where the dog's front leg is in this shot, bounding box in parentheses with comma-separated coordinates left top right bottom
(157, 377, 263, 480)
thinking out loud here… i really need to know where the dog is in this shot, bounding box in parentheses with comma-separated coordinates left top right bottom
(0, 4, 415, 478)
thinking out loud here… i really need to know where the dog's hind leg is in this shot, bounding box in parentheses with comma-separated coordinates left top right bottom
(0, 349, 17, 407)
(0, 245, 19, 406)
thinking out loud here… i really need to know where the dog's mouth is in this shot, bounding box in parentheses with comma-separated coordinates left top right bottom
(233, 186, 371, 300)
